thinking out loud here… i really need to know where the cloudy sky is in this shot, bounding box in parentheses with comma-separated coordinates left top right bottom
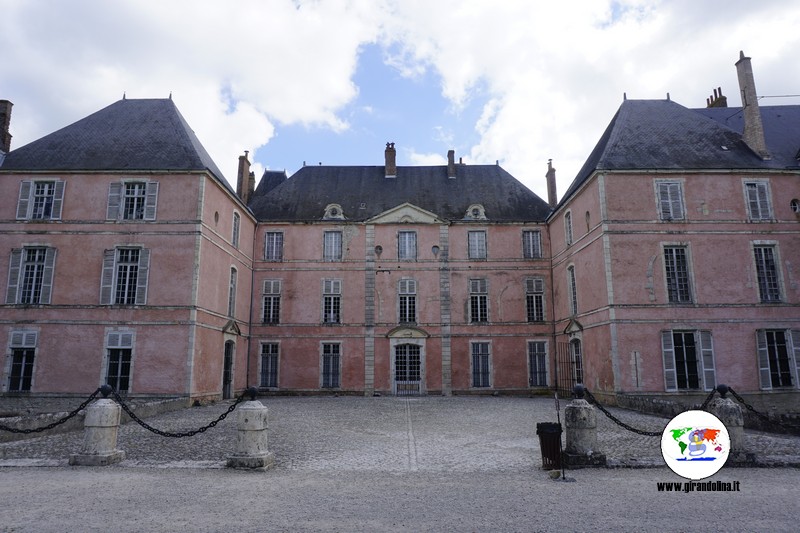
(2, 0, 799, 201)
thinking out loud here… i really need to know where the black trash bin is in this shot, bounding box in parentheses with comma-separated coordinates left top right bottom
(536, 422, 562, 469)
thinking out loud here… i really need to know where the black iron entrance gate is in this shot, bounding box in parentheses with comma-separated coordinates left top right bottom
(395, 344, 421, 396)
(555, 341, 583, 396)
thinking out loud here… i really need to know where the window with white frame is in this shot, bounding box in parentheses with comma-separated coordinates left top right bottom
(6, 247, 56, 305)
(322, 279, 342, 324)
(756, 330, 799, 390)
(398, 231, 417, 260)
(260, 343, 279, 388)
(528, 341, 547, 387)
(753, 245, 781, 302)
(468, 230, 487, 259)
(321, 343, 341, 388)
(567, 265, 578, 316)
(663, 245, 692, 303)
(105, 330, 134, 393)
(107, 181, 158, 221)
(228, 268, 237, 317)
(525, 278, 545, 322)
(469, 278, 488, 323)
(661, 330, 716, 391)
(16, 180, 65, 220)
(657, 181, 685, 221)
(262, 280, 281, 324)
(471, 342, 491, 387)
(7, 330, 37, 392)
(264, 232, 284, 261)
(522, 230, 542, 259)
(564, 211, 573, 245)
(398, 278, 417, 324)
(232, 212, 241, 248)
(323, 231, 343, 261)
(100, 247, 150, 305)
(745, 181, 773, 220)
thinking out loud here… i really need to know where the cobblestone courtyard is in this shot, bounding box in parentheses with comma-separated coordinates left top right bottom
(2, 395, 799, 469)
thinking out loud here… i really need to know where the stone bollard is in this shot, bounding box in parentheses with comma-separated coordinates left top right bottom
(69, 398, 126, 466)
(563, 386, 606, 467)
(226, 398, 275, 470)
(706, 385, 754, 464)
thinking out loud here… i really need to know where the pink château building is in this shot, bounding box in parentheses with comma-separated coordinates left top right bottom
(1, 52, 798, 419)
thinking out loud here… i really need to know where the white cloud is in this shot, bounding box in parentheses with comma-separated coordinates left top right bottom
(2, 0, 799, 200)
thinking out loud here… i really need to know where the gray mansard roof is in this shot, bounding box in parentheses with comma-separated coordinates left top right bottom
(248, 163, 551, 223)
(558, 99, 800, 209)
(1, 98, 228, 188)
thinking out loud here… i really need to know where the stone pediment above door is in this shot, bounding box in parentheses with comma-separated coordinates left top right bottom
(386, 326, 430, 339)
(563, 318, 583, 337)
(223, 320, 241, 336)
(368, 203, 443, 224)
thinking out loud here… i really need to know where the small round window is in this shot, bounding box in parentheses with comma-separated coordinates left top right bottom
(791, 199, 800, 214)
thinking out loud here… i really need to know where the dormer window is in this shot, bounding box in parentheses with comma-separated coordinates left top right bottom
(323, 203, 345, 220)
(465, 204, 486, 220)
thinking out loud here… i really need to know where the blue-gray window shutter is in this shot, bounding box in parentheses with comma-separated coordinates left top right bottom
(135, 248, 150, 305)
(756, 330, 771, 390)
(106, 183, 122, 220)
(39, 248, 57, 304)
(16, 181, 32, 219)
(144, 182, 158, 221)
(6, 249, 23, 303)
(699, 330, 716, 391)
(100, 249, 116, 304)
(661, 331, 677, 392)
(51, 181, 65, 220)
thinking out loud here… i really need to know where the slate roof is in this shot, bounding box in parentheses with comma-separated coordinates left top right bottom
(248, 164, 551, 222)
(0, 98, 229, 189)
(557, 99, 800, 211)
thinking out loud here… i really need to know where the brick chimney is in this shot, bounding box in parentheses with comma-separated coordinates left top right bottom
(385, 142, 396, 178)
(237, 151, 252, 204)
(0, 100, 12, 154)
(447, 149, 456, 178)
(735, 51, 770, 160)
(706, 87, 728, 108)
(546, 159, 557, 208)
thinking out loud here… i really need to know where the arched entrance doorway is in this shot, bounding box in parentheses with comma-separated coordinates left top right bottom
(388, 326, 428, 396)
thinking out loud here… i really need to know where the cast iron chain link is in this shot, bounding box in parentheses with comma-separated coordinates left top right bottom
(0, 387, 102, 434)
(111, 390, 247, 438)
(582, 388, 664, 437)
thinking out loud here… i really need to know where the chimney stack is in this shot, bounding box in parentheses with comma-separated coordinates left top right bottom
(447, 149, 456, 178)
(384, 142, 396, 178)
(0, 100, 12, 154)
(546, 159, 557, 208)
(735, 51, 770, 160)
(706, 87, 728, 108)
(237, 151, 252, 204)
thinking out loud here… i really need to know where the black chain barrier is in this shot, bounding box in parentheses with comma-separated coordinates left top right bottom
(727, 386, 800, 433)
(579, 383, 800, 437)
(580, 387, 668, 437)
(0, 387, 102, 434)
(110, 388, 253, 438)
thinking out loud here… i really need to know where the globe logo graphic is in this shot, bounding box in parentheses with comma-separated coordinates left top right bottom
(660, 410, 730, 480)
